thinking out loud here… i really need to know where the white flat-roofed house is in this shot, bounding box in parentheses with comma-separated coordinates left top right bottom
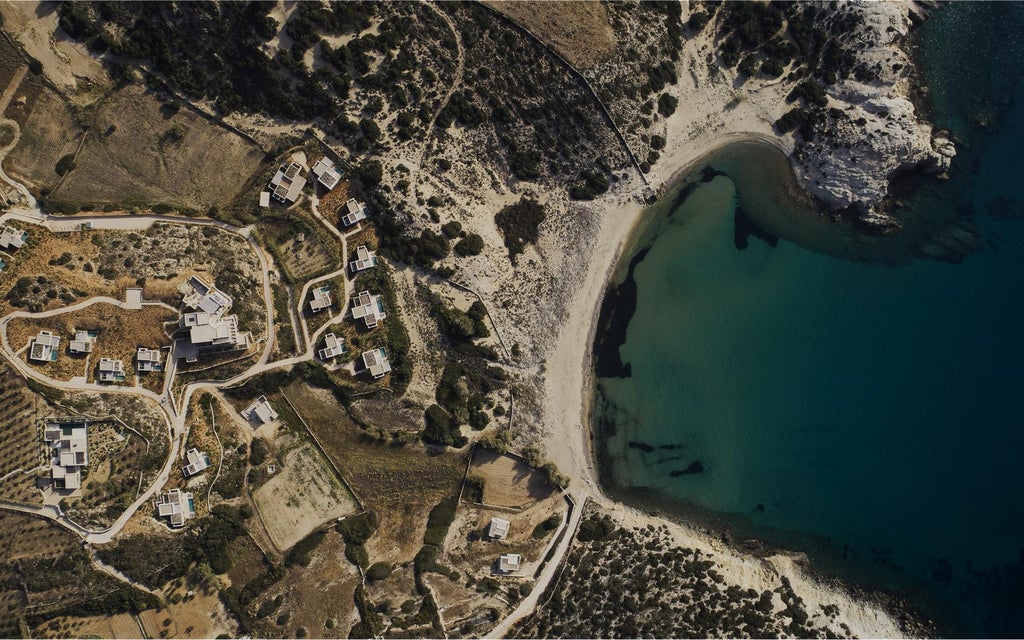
(498, 553, 521, 573)
(311, 157, 342, 191)
(269, 161, 307, 204)
(0, 225, 27, 250)
(136, 347, 164, 372)
(183, 448, 211, 477)
(68, 330, 96, 354)
(349, 245, 378, 274)
(318, 333, 346, 360)
(44, 421, 88, 490)
(361, 347, 392, 380)
(177, 276, 249, 362)
(29, 331, 61, 362)
(157, 488, 196, 528)
(340, 199, 367, 227)
(98, 358, 126, 383)
(242, 395, 279, 425)
(309, 285, 333, 313)
(488, 517, 511, 540)
(350, 290, 386, 329)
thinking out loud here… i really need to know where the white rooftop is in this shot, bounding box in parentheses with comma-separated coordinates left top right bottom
(312, 157, 342, 190)
(488, 517, 511, 539)
(68, 330, 96, 354)
(29, 331, 60, 362)
(269, 161, 307, 203)
(242, 395, 279, 425)
(318, 333, 346, 360)
(157, 488, 196, 528)
(361, 347, 392, 379)
(498, 553, 521, 573)
(309, 285, 333, 313)
(44, 421, 89, 490)
(349, 244, 377, 274)
(0, 225, 27, 250)
(183, 447, 211, 477)
(350, 290, 386, 329)
(341, 199, 367, 227)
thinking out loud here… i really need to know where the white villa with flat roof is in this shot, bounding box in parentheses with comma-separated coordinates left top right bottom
(498, 553, 521, 573)
(349, 245, 377, 274)
(157, 488, 196, 528)
(68, 330, 96, 354)
(177, 276, 249, 363)
(44, 421, 88, 490)
(242, 395, 279, 425)
(488, 517, 511, 540)
(136, 347, 164, 372)
(269, 161, 307, 203)
(350, 290, 386, 328)
(318, 333, 346, 360)
(0, 225, 27, 250)
(309, 285, 333, 313)
(340, 199, 367, 227)
(98, 358, 126, 383)
(29, 330, 61, 362)
(183, 448, 211, 477)
(312, 157, 342, 190)
(361, 347, 391, 379)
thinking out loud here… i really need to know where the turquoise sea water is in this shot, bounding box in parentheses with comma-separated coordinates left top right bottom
(593, 4, 1024, 636)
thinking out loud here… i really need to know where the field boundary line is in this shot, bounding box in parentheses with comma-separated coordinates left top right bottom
(280, 390, 365, 512)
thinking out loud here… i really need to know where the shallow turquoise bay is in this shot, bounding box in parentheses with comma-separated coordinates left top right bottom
(594, 4, 1024, 635)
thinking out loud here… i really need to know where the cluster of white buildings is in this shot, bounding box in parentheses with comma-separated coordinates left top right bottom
(261, 156, 344, 207)
(27, 326, 162, 383)
(487, 517, 521, 573)
(177, 276, 250, 363)
(43, 420, 89, 491)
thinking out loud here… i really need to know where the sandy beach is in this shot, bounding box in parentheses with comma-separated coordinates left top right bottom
(535, 31, 910, 636)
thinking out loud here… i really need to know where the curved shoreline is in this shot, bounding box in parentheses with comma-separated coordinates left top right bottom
(542, 132, 922, 638)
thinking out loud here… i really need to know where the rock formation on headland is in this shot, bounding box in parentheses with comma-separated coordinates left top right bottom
(785, 2, 952, 224)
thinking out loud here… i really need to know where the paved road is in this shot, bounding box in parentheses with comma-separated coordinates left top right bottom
(487, 491, 588, 638)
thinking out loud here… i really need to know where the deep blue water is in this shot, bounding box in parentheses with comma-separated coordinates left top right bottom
(594, 4, 1024, 636)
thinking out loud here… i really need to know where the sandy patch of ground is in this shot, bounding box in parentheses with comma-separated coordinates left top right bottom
(253, 441, 359, 551)
(470, 449, 555, 508)
(0, 2, 109, 96)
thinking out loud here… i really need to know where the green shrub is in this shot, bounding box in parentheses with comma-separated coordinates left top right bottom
(454, 233, 484, 256)
(55, 154, 76, 176)
(366, 562, 393, 582)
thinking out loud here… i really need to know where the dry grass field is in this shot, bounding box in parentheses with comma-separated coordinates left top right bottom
(0, 511, 147, 635)
(250, 529, 361, 638)
(137, 579, 237, 639)
(32, 613, 142, 639)
(7, 303, 176, 383)
(470, 448, 556, 508)
(317, 180, 352, 227)
(482, 0, 617, 69)
(284, 382, 465, 563)
(2, 71, 84, 192)
(45, 82, 266, 211)
(253, 441, 359, 551)
(0, 361, 47, 505)
(260, 217, 340, 283)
